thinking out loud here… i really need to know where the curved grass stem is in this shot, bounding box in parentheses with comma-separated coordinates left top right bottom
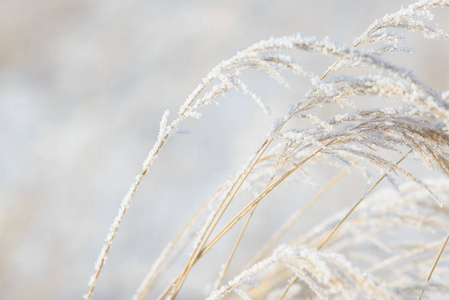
(417, 231, 449, 300)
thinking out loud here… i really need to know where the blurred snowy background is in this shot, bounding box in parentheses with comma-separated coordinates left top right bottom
(1, 0, 449, 299)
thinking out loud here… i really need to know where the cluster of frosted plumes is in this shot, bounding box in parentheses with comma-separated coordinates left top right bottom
(210, 179, 449, 299)
(86, 1, 449, 300)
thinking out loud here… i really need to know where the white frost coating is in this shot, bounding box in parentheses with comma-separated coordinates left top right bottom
(185, 110, 202, 119)
(298, 167, 317, 189)
(158, 109, 170, 137)
(233, 289, 252, 300)
(253, 56, 290, 89)
(208, 244, 395, 300)
(142, 110, 170, 170)
(443, 90, 449, 100)
(207, 254, 278, 300)
(92, 245, 107, 280)
(354, 0, 449, 46)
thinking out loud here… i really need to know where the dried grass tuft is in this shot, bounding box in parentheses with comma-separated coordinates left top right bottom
(86, 1, 449, 299)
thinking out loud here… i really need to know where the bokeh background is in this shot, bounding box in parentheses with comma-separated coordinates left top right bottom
(1, 1, 449, 299)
